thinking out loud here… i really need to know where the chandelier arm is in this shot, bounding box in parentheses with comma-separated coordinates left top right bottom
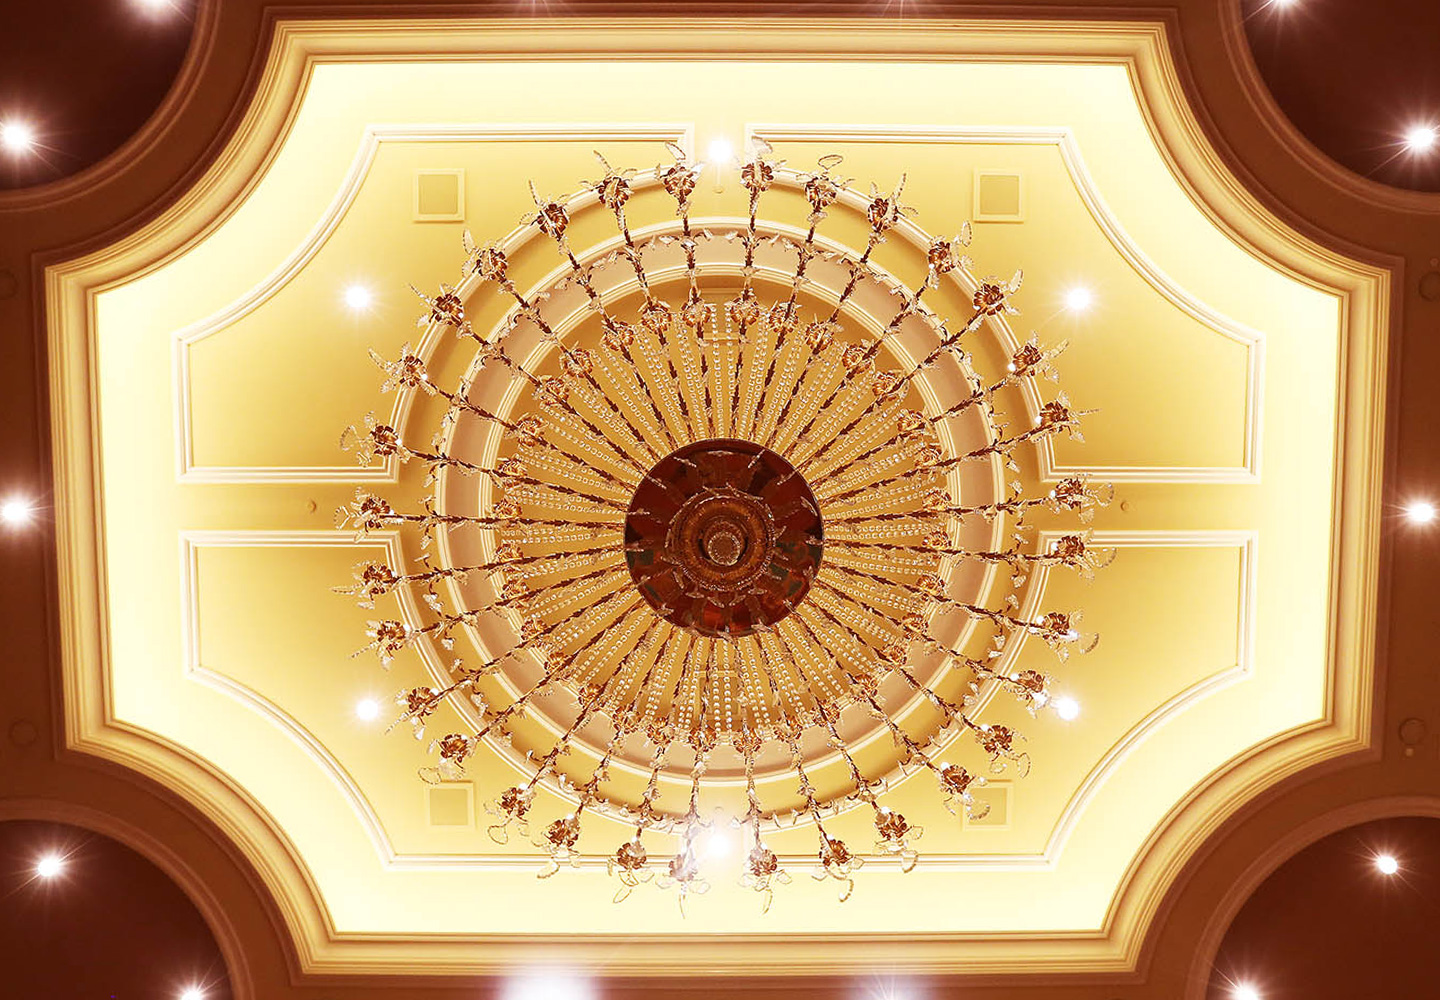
(817, 455, 940, 508)
(779, 729, 831, 840)
(926, 387, 990, 426)
(612, 335, 693, 450)
(804, 580, 903, 664)
(780, 728, 864, 901)
(755, 223, 883, 453)
(786, 608, 885, 701)
(814, 701, 886, 825)
(513, 419, 647, 495)
(745, 201, 822, 432)
(781, 271, 943, 465)
(471, 330, 660, 474)
(637, 732, 672, 824)
(513, 588, 642, 660)
(787, 390, 908, 477)
(521, 670, 621, 795)
(563, 599, 654, 694)
(724, 153, 772, 435)
(668, 174, 715, 440)
(821, 562, 929, 617)
(821, 541, 942, 579)
(534, 223, 685, 458)
(422, 380, 519, 431)
(812, 437, 923, 504)
(858, 690, 949, 780)
(492, 542, 616, 569)
(927, 595, 1081, 651)
(503, 557, 627, 610)
(745, 632, 803, 727)
(760, 339, 839, 455)
(577, 723, 634, 811)
(752, 317, 808, 444)
(637, 622, 687, 729)
(802, 328, 986, 481)
(817, 417, 1074, 510)
(624, 620, 686, 731)
(604, 183, 705, 446)
(527, 409, 649, 488)
(770, 618, 847, 716)
(495, 474, 630, 513)
(826, 535, 1102, 574)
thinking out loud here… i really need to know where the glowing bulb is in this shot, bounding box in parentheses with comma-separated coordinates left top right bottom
(1405, 126, 1438, 153)
(180, 988, 205, 1000)
(1375, 853, 1400, 875)
(501, 970, 595, 1000)
(344, 284, 373, 310)
(1064, 286, 1093, 311)
(34, 855, 63, 879)
(702, 827, 732, 859)
(0, 121, 35, 154)
(1232, 985, 1261, 1000)
(706, 137, 734, 165)
(1405, 500, 1436, 524)
(1055, 696, 1081, 721)
(1, 498, 32, 525)
(355, 698, 380, 721)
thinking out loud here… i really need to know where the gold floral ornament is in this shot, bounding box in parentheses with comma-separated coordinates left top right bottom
(338, 148, 1112, 910)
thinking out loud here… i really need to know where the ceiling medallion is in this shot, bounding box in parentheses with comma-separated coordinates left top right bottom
(338, 143, 1112, 907)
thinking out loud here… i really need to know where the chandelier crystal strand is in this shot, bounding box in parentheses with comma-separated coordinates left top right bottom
(338, 147, 1112, 907)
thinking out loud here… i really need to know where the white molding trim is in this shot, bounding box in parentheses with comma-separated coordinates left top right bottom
(747, 123, 1266, 484)
(172, 528, 1255, 874)
(1035, 529, 1258, 863)
(178, 529, 403, 865)
(172, 123, 694, 484)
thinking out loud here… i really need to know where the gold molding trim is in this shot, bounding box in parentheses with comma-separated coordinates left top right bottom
(45, 16, 1388, 979)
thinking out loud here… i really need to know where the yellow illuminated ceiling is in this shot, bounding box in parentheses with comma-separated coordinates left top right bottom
(48, 18, 1386, 978)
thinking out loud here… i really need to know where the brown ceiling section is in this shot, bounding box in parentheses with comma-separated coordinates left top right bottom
(1207, 816, 1440, 1000)
(0, 819, 232, 999)
(1241, 0, 1440, 192)
(0, 0, 194, 190)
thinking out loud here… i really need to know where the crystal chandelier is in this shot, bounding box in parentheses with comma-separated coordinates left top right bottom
(338, 143, 1111, 907)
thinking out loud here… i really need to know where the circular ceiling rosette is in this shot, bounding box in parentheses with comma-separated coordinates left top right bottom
(337, 144, 1112, 906)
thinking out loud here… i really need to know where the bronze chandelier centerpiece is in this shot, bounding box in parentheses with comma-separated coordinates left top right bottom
(339, 143, 1111, 906)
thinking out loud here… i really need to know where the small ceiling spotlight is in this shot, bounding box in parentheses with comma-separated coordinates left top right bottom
(34, 854, 64, 879)
(1, 497, 32, 526)
(1054, 696, 1081, 721)
(1064, 285, 1094, 312)
(179, 987, 206, 1000)
(1232, 984, 1261, 1000)
(344, 284, 374, 311)
(355, 698, 380, 721)
(1404, 500, 1436, 524)
(0, 121, 35, 154)
(1405, 125, 1438, 154)
(706, 137, 734, 165)
(1375, 853, 1400, 876)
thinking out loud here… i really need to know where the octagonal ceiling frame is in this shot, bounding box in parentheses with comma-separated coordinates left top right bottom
(44, 16, 1389, 979)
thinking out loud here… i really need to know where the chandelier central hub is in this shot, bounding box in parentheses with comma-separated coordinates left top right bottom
(624, 438, 823, 638)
